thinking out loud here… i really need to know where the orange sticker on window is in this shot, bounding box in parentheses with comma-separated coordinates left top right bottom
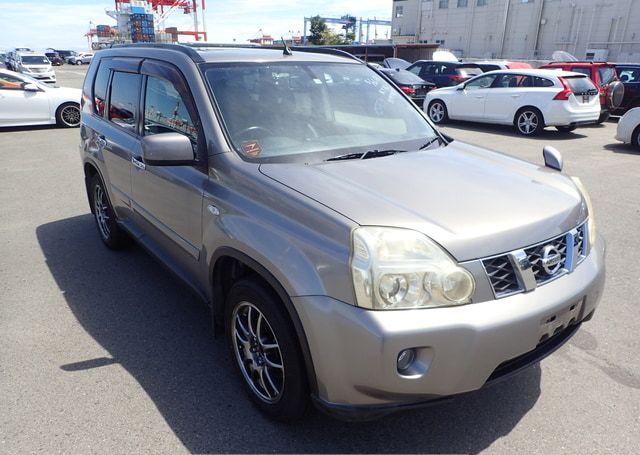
(241, 141, 262, 157)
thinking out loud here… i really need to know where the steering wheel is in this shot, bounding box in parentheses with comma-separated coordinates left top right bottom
(234, 126, 274, 139)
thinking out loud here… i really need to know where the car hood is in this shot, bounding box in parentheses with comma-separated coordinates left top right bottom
(259, 141, 587, 261)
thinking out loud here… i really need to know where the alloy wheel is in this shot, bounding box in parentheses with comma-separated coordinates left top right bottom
(232, 302, 285, 403)
(429, 102, 445, 123)
(93, 184, 110, 240)
(517, 111, 538, 135)
(60, 105, 81, 127)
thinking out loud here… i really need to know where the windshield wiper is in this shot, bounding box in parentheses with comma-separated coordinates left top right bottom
(419, 136, 443, 150)
(326, 149, 406, 162)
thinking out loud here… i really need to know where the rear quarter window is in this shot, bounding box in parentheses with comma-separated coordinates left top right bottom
(598, 67, 616, 86)
(533, 76, 555, 87)
(93, 63, 110, 116)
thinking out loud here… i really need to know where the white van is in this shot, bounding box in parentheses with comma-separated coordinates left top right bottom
(15, 52, 56, 84)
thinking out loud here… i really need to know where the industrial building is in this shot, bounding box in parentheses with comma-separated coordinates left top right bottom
(391, 0, 640, 62)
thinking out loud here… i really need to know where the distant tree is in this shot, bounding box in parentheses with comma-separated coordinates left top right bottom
(309, 15, 328, 45)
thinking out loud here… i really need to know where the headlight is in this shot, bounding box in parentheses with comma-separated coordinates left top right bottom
(571, 177, 596, 249)
(350, 227, 475, 310)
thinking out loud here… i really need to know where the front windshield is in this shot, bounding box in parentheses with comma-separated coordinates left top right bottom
(22, 55, 50, 65)
(204, 61, 437, 162)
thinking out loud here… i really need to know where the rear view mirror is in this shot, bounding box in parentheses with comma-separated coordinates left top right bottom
(141, 133, 194, 166)
(23, 83, 39, 92)
(456, 84, 465, 91)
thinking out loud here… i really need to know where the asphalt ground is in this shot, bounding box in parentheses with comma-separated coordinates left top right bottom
(1, 64, 639, 454)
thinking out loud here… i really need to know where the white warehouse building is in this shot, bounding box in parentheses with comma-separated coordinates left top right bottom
(391, 0, 640, 62)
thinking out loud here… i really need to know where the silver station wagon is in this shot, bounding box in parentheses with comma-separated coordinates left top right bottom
(79, 44, 605, 421)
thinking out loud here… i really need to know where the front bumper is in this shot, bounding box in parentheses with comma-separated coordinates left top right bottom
(293, 235, 605, 419)
(24, 72, 56, 83)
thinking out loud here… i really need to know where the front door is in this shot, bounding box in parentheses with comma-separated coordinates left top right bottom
(0, 72, 50, 125)
(131, 60, 206, 266)
(449, 74, 498, 120)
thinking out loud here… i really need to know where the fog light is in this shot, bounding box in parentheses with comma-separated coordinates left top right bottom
(397, 348, 416, 373)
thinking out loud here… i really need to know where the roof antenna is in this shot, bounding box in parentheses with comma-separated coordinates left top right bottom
(281, 37, 293, 56)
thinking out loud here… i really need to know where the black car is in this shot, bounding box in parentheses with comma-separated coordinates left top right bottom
(379, 67, 434, 106)
(382, 57, 411, 70)
(406, 60, 483, 88)
(614, 64, 640, 114)
(45, 52, 64, 66)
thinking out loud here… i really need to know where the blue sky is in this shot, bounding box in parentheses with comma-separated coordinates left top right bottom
(0, 0, 392, 51)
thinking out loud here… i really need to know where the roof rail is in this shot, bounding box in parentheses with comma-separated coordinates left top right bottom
(548, 60, 609, 64)
(108, 42, 364, 64)
(289, 46, 364, 63)
(110, 43, 205, 63)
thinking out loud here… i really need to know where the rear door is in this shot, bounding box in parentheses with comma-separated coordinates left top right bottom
(131, 59, 206, 266)
(483, 73, 533, 122)
(87, 58, 143, 217)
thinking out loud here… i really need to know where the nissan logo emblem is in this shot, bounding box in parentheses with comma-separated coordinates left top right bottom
(541, 245, 563, 275)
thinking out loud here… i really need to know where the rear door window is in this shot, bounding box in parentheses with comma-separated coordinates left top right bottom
(533, 76, 555, 87)
(494, 74, 533, 88)
(457, 66, 482, 78)
(108, 71, 142, 131)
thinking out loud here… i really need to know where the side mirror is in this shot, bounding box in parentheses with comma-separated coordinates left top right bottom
(456, 84, 466, 91)
(23, 82, 40, 92)
(543, 145, 563, 171)
(141, 133, 195, 166)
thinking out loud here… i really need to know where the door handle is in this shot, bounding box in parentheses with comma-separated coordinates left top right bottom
(131, 156, 146, 171)
(474, 95, 484, 99)
(511, 94, 521, 98)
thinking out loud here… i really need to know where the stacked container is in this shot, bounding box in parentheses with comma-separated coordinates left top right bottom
(129, 13, 155, 43)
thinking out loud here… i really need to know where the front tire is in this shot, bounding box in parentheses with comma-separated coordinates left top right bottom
(597, 112, 610, 124)
(56, 102, 81, 128)
(89, 174, 130, 250)
(225, 278, 309, 421)
(427, 100, 448, 124)
(556, 125, 577, 133)
(515, 108, 544, 136)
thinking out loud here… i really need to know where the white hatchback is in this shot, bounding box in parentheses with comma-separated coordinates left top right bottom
(0, 69, 81, 128)
(424, 69, 601, 135)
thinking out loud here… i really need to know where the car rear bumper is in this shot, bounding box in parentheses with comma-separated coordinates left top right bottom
(293, 235, 605, 419)
(544, 104, 601, 126)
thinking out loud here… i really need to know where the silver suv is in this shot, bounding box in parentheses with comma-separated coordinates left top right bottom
(79, 44, 605, 421)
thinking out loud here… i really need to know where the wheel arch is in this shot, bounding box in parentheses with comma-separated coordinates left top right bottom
(209, 246, 319, 395)
(83, 161, 102, 213)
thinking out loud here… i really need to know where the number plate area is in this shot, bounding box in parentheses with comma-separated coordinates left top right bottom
(538, 298, 584, 344)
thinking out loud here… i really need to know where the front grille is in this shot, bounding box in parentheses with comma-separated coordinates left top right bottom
(483, 256, 520, 296)
(524, 234, 568, 284)
(482, 222, 587, 298)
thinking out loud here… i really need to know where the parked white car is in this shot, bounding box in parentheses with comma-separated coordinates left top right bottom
(13, 51, 56, 84)
(79, 53, 94, 64)
(0, 69, 81, 127)
(615, 107, 640, 149)
(424, 69, 601, 135)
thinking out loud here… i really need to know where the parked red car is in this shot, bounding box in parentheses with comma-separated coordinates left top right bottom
(539, 61, 624, 123)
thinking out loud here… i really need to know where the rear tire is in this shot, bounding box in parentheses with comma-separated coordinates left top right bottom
(515, 107, 544, 136)
(55, 102, 81, 128)
(632, 125, 640, 151)
(225, 278, 309, 422)
(427, 100, 448, 124)
(556, 125, 577, 133)
(597, 112, 610, 124)
(89, 174, 130, 250)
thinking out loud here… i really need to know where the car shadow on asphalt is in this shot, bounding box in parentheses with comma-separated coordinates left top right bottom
(37, 214, 542, 454)
(441, 121, 591, 140)
(603, 142, 640, 155)
(0, 125, 58, 133)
